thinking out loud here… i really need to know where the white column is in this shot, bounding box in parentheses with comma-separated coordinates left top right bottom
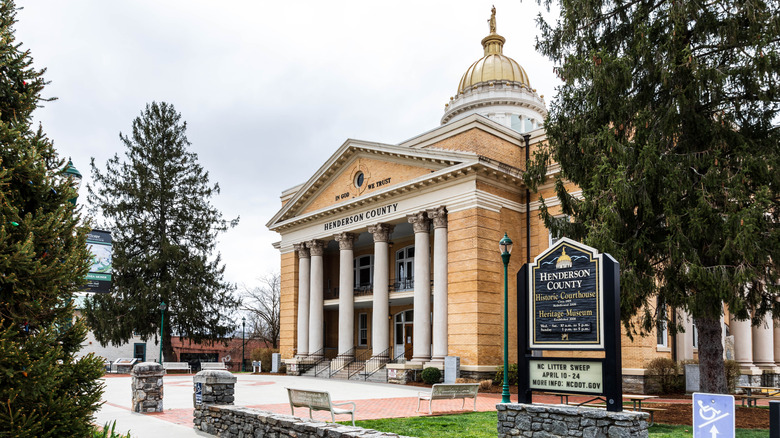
(335, 232, 356, 356)
(675, 310, 694, 361)
(408, 211, 431, 363)
(730, 313, 755, 369)
(294, 243, 310, 357)
(307, 240, 325, 356)
(774, 317, 780, 367)
(368, 223, 394, 357)
(752, 311, 775, 368)
(428, 206, 448, 362)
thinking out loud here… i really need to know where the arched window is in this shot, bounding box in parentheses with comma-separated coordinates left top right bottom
(395, 246, 414, 291)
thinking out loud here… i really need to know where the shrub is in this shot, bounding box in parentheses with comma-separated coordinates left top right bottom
(479, 379, 493, 391)
(249, 347, 278, 372)
(495, 363, 519, 386)
(421, 367, 442, 384)
(646, 358, 680, 394)
(724, 360, 740, 393)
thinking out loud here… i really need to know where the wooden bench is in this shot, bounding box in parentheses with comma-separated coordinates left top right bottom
(416, 383, 480, 414)
(163, 362, 192, 373)
(286, 388, 356, 426)
(200, 362, 227, 370)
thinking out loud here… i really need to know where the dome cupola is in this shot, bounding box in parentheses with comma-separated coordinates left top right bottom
(442, 7, 547, 131)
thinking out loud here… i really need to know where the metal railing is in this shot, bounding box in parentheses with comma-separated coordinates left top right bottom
(329, 347, 356, 377)
(345, 348, 374, 380)
(297, 347, 327, 375)
(361, 346, 393, 381)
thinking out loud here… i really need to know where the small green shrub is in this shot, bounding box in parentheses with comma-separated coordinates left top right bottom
(495, 363, 518, 386)
(249, 347, 278, 372)
(421, 367, 442, 384)
(646, 358, 680, 394)
(725, 360, 740, 393)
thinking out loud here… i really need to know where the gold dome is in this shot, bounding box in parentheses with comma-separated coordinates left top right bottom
(456, 11, 530, 94)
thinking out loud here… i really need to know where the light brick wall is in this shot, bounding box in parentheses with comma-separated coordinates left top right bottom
(279, 251, 298, 358)
(427, 128, 526, 169)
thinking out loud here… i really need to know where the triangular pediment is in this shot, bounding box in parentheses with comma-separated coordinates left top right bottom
(267, 140, 479, 229)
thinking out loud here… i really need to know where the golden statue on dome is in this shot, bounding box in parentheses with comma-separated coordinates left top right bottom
(488, 6, 497, 33)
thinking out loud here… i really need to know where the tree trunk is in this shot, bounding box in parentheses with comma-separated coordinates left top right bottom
(695, 316, 727, 393)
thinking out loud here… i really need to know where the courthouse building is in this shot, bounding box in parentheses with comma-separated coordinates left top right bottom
(267, 11, 773, 388)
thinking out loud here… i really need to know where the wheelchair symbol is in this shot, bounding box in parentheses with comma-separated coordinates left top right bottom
(697, 400, 729, 428)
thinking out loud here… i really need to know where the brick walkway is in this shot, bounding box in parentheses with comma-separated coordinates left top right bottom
(144, 392, 701, 428)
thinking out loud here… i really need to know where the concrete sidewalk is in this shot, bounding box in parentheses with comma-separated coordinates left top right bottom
(95, 373, 697, 438)
(95, 373, 463, 437)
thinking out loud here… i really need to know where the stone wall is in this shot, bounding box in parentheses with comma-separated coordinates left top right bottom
(194, 404, 412, 438)
(193, 370, 237, 406)
(497, 404, 649, 438)
(131, 362, 164, 413)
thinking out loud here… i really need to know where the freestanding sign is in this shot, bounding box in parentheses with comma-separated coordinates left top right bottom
(530, 243, 604, 349)
(692, 393, 734, 438)
(517, 237, 623, 411)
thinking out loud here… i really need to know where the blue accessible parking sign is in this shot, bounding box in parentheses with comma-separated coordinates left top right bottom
(693, 393, 735, 438)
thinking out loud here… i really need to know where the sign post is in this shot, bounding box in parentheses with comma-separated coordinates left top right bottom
(692, 393, 735, 438)
(517, 237, 622, 411)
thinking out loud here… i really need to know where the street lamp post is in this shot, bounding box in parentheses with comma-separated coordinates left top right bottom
(241, 317, 246, 372)
(499, 233, 513, 403)
(159, 301, 166, 363)
(63, 158, 82, 205)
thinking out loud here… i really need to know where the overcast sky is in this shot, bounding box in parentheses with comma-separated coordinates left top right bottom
(16, 0, 559, 290)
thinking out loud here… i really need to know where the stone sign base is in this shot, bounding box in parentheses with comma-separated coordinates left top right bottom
(497, 403, 649, 438)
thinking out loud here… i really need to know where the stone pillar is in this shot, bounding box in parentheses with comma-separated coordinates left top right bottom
(428, 206, 448, 362)
(730, 314, 758, 370)
(335, 232, 357, 356)
(408, 211, 431, 363)
(193, 370, 237, 407)
(368, 223, 394, 357)
(307, 239, 325, 355)
(131, 362, 164, 413)
(752, 311, 776, 369)
(294, 243, 310, 357)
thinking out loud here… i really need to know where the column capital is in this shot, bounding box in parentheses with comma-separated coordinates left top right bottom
(306, 239, 325, 256)
(334, 232, 357, 250)
(293, 243, 310, 258)
(407, 211, 430, 234)
(426, 206, 448, 228)
(368, 223, 395, 242)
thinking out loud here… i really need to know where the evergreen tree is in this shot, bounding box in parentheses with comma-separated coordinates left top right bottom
(529, 0, 780, 393)
(0, 1, 104, 435)
(85, 101, 240, 361)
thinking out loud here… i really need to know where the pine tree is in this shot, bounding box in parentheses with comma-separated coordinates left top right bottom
(529, 0, 780, 393)
(85, 101, 240, 361)
(0, 1, 104, 435)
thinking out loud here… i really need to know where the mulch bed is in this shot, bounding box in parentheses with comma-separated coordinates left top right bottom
(651, 402, 769, 429)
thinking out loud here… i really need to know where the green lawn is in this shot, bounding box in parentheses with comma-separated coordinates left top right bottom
(349, 412, 769, 438)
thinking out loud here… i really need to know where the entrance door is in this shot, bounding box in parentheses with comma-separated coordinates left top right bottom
(133, 343, 146, 362)
(394, 310, 414, 359)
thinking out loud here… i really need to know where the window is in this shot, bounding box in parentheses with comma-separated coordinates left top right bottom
(353, 255, 373, 291)
(395, 246, 415, 290)
(525, 118, 535, 132)
(656, 298, 668, 348)
(510, 114, 524, 133)
(358, 313, 368, 346)
(354, 171, 365, 188)
(692, 322, 698, 349)
(548, 215, 570, 247)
